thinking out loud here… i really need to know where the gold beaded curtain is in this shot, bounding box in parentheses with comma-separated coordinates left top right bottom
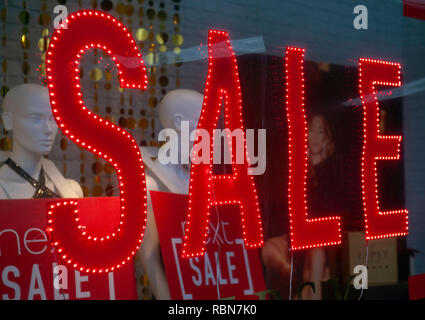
(0, 0, 184, 198)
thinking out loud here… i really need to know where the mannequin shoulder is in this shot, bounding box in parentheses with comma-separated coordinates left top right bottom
(0, 165, 7, 180)
(0, 163, 15, 181)
(146, 174, 160, 192)
(0, 183, 7, 199)
(40, 158, 83, 198)
(0, 151, 9, 163)
(66, 178, 84, 198)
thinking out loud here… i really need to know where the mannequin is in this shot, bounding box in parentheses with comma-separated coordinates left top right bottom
(0, 83, 83, 199)
(137, 89, 203, 300)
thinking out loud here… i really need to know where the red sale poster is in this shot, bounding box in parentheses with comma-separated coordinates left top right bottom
(403, 0, 425, 21)
(0, 198, 137, 300)
(151, 191, 266, 300)
(408, 273, 425, 300)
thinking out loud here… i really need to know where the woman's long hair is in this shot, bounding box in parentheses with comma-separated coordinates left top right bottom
(308, 114, 335, 184)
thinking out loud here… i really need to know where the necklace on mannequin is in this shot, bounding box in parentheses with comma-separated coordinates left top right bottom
(3, 158, 60, 198)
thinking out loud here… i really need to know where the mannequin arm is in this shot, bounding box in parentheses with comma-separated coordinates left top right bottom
(140, 207, 171, 300)
(136, 175, 171, 300)
(261, 235, 292, 279)
(303, 247, 326, 300)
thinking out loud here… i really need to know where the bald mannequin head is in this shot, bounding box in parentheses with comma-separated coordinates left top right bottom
(2, 83, 57, 156)
(158, 89, 203, 134)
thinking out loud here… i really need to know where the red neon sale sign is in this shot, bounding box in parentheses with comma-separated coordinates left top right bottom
(181, 30, 264, 259)
(358, 59, 408, 240)
(46, 10, 148, 274)
(284, 47, 342, 251)
(44, 10, 408, 271)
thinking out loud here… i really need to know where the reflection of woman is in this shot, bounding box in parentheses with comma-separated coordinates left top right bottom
(262, 114, 346, 299)
(308, 114, 334, 167)
(302, 114, 336, 300)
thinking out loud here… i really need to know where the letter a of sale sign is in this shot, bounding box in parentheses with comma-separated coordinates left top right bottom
(151, 191, 266, 300)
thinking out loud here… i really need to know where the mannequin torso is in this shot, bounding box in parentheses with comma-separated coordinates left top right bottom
(136, 89, 203, 300)
(0, 153, 82, 199)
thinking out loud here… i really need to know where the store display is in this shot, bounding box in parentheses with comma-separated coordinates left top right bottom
(0, 0, 420, 303)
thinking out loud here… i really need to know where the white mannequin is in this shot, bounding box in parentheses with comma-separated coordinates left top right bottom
(0, 83, 83, 199)
(137, 89, 203, 300)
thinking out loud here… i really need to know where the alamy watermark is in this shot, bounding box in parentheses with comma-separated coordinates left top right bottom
(353, 264, 368, 290)
(158, 121, 267, 176)
(353, 5, 368, 30)
(53, 5, 68, 29)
